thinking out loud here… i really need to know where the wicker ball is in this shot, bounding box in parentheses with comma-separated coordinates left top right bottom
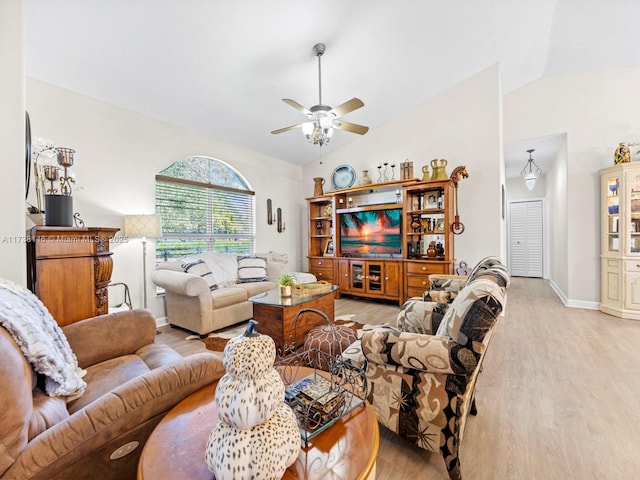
(303, 325, 358, 371)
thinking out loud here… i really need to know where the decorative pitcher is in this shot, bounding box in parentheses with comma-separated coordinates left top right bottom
(313, 177, 325, 196)
(421, 165, 430, 181)
(361, 170, 372, 185)
(430, 159, 448, 181)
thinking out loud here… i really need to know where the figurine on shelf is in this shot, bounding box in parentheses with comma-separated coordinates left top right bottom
(411, 216, 421, 232)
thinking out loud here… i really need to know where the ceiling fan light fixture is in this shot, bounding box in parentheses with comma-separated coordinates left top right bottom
(272, 43, 368, 145)
(521, 148, 542, 191)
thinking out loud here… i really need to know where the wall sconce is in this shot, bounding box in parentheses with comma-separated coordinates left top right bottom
(267, 199, 273, 225)
(277, 207, 285, 233)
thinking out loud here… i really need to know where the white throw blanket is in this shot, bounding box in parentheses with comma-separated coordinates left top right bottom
(0, 279, 86, 399)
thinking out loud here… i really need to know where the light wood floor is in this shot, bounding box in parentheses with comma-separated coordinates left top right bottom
(156, 279, 640, 479)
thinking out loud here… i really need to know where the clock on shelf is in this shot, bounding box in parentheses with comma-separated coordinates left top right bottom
(331, 164, 356, 190)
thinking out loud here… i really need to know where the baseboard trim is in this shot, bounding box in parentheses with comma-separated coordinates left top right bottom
(155, 316, 169, 328)
(549, 279, 599, 310)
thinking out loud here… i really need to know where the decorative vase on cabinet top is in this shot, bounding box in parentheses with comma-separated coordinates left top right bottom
(421, 165, 430, 181)
(360, 170, 372, 185)
(614, 143, 631, 164)
(313, 177, 325, 196)
(430, 159, 448, 181)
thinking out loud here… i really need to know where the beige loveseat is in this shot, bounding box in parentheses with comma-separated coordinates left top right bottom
(0, 283, 224, 480)
(151, 252, 315, 336)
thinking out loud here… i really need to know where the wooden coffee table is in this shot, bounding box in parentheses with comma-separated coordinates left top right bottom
(249, 286, 338, 353)
(137, 368, 379, 480)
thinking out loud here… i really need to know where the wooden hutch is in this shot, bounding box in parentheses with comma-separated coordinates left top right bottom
(307, 178, 456, 305)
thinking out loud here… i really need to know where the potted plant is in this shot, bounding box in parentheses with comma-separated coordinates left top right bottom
(277, 273, 296, 297)
(26, 203, 45, 225)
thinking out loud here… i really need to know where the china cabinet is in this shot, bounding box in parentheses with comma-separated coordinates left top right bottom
(600, 164, 640, 319)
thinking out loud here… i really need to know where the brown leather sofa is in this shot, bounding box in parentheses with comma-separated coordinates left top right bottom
(0, 309, 224, 480)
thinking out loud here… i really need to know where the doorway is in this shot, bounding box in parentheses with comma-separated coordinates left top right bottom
(508, 199, 544, 277)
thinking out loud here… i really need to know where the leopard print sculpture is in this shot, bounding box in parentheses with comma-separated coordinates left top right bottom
(205, 321, 300, 480)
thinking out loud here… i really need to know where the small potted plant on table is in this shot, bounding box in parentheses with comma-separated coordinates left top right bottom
(277, 273, 296, 297)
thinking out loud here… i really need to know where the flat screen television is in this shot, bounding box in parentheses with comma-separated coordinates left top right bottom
(339, 208, 402, 257)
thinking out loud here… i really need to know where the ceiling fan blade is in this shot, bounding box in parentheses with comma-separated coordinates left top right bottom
(329, 97, 364, 117)
(282, 99, 311, 116)
(271, 124, 303, 135)
(334, 121, 369, 135)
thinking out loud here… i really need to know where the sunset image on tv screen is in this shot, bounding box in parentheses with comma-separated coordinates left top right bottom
(339, 208, 402, 255)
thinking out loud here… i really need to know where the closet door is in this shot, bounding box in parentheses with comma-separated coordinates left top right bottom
(509, 200, 543, 277)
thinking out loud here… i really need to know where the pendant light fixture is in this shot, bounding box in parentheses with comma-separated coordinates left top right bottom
(521, 149, 542, 191)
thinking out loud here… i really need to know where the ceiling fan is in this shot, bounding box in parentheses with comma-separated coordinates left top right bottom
(271, 43, 369, 146)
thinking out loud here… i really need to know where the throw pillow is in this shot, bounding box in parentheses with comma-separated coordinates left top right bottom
(436, 279, 505, 347)
(182, 259, 218, 291)
(237, 255, 269, 283)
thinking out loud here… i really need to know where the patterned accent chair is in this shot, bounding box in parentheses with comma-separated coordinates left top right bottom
(344, 259, 509, 480)
(397, 256, 508, 334)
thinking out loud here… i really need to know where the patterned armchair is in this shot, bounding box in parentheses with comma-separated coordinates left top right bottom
(343, 260, 509, 480)
(398, 256, 508, 334)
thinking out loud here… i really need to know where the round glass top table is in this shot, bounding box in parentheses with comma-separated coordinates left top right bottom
(137, 367, 379, 480)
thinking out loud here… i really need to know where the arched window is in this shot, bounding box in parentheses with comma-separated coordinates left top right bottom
(155, 156, 255, 260)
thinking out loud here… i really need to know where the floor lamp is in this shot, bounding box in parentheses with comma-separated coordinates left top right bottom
(124, 214, 162, 310)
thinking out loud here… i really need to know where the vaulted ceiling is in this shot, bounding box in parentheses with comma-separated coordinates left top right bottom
(24, 0, 640, 174)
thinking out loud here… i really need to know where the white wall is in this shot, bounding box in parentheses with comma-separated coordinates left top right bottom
(302, 64, 505, 267)
(545, 138, 569, 298)
(26, 79, 303, 318)
(0, 0, 27, 284)
(504, 67, 640, 306)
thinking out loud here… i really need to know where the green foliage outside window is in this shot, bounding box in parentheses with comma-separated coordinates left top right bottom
(155, 157, 255, 261)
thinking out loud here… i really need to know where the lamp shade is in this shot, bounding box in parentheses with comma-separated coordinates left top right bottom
(124, 214, 162, 239)
(524, 174, 537, 191)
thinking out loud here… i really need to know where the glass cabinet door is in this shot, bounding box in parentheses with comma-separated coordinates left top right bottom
(366, 263, 383, 293)
(606, 175, 620, 253)
(351, 262, 365, 292)
(627, 171, 640, 254)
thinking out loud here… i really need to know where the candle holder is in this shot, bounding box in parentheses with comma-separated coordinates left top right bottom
(56, 147, 75, 195)
(348, 197, 353, 208)
(43, 165, 60, 194)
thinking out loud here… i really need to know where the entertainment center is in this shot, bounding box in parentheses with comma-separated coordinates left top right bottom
(307, 178, 456, 304)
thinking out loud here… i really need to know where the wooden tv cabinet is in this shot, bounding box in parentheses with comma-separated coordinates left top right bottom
(306, 178, 456, 304)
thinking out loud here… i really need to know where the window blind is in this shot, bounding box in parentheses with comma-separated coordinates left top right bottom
(155, 177, 255, 260)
